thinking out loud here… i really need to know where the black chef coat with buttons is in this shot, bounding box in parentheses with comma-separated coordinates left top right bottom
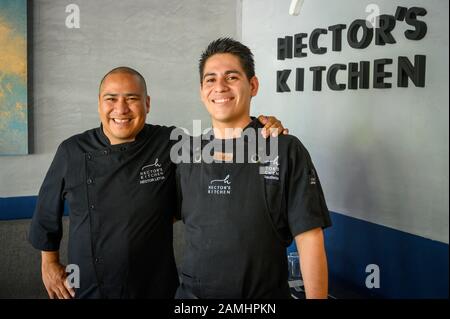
(29, 124, 179, 298)
(175, 118, 331, 298)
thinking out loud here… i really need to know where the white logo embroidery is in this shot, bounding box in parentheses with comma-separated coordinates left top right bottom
(309, 168, 317, 185)
(260, 156, 280, 181)
(140, 158, 165, 184)
(210, 174, 231, 185)
(264, 156, 279, 166)
(208, 174, 232, 195)
(141, 158, 161, 170)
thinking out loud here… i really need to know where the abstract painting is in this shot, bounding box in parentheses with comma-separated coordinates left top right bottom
(0, 0, 28, 155)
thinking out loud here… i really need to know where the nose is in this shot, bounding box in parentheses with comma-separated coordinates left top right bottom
(214, 77, 229, 93)
(115, 97, 130, 114)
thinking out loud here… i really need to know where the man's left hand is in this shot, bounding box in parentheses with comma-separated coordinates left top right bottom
(258, 115, 289, 138)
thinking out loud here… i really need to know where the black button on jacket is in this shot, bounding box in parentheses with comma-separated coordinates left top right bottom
(29, 124, 179, 298)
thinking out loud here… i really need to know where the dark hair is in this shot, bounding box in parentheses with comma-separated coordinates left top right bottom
(199, 38, 255, 83)
(99, 66, 147, 95)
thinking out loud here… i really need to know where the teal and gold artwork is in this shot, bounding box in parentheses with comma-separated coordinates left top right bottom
(0, 0, 28, 155)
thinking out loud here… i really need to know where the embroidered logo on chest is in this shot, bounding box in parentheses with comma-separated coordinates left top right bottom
(207, 174, 232, 195)
(140, 158, 165, 184)
(259, 156, 280, 181)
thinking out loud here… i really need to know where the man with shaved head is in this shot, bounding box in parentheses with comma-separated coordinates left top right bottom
(29, 66, 286, 299)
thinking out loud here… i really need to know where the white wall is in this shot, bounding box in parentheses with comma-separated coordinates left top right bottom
(0, 0, 239, 197)
(242, 0, 449, 243)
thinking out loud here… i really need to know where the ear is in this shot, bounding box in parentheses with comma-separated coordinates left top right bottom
(250, 76, 259, 97)
(145, 95, 151, 114)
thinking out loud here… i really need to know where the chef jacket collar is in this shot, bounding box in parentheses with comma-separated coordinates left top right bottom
(96, 123, 150, 149)
(202, 117, 263, 145)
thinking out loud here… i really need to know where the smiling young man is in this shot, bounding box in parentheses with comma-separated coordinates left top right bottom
(29, 66, 287, 299)
(200, 53, 258, 136)
(175, 38, 332, 299)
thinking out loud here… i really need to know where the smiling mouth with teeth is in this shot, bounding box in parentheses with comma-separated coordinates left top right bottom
(212, 97, 234, 104)
(112, 118, 132, 123)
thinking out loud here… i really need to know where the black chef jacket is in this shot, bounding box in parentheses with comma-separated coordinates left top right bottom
(29, 124, 179, 298)
(175, 118, 331, 299)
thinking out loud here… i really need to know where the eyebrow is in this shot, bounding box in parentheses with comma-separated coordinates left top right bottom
(202, 70, 242, 80)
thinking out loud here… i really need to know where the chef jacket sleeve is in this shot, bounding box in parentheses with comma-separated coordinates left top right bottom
(28, 143, 68, 251)
(286, 137, 332, 237)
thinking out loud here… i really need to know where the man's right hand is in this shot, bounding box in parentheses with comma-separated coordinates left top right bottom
(41, 251, 75, 299)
